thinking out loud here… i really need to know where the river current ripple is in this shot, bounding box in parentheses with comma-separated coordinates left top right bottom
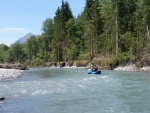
(0, 68, 150, 113)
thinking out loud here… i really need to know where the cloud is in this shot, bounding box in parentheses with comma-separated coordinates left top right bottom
(0, 28, 28, 33)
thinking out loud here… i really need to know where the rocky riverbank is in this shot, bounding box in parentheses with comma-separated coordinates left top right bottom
(0, 64, 27, 70)
(0, 68, 23, 81)
(114, 63, 150, 73)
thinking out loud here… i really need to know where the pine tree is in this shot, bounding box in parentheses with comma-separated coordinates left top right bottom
(83, 0, 103, 59)
(53, 0, 73, 62)
(42, 18, 54, 62)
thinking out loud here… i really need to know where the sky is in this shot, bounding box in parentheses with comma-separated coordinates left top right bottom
(0, 0, 85, 46)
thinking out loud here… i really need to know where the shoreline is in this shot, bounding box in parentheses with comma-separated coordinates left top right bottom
(0, 64, 27, 70)
(0, 64, 149, 81)
(0, 68, 23, 81)
(114, 64, 150, 73)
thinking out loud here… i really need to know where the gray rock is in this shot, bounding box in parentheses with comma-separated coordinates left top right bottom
(0, 96, 5, 101)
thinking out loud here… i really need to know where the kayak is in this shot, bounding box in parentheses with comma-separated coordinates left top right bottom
(88, 70, 101, 74)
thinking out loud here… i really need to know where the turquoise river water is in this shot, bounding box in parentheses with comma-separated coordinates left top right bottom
(0, 68, 150, 113)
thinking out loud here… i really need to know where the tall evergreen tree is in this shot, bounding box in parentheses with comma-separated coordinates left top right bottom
(100, 0, 115, 54)
(25, 36, 38, 64)
(0, 44, 9, 63)
(42, 18, 54, 62)
(53, 7, 63, 62)
(134, 0, 150, 58)
(76, 13, 87, 60)
(84, 0, 103, 59)
(53, 0, 73, 62)
(9, 42, 24, 63)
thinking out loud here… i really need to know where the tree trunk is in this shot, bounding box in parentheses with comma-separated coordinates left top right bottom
(146, 21, 150, 40)
(57, 45, 59, 62)
(115, 3, 119, 55)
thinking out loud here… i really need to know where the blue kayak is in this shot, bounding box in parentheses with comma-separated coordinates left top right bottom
(88, 70, 101, 74)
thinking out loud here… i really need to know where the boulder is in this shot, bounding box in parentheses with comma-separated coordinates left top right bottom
(0, 96, 5, 101)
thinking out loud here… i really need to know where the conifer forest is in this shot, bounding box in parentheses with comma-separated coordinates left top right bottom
(0, 0, 150, 66)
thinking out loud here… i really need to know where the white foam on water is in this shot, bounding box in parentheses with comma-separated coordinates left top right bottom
(83, 77, 97, 81)
(58, 82, 65, 88)
(100, 75, 108, 79)
(10, 89, 28, 98)
(14, 94, 21, 97)
(20, 89, 27, 94)
(31, 90, 48, 96)
(0, 84, 9, 88)
(0, 101, 4, 104)
(78, 84, 86, 89)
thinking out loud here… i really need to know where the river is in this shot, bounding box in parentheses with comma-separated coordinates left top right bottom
(0, 68, 150, 113)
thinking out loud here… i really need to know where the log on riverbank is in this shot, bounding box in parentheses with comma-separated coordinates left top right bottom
(0, 64, 27, 70)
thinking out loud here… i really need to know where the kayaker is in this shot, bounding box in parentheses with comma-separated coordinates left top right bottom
(95, 64, 98, 71)
(90, 64, 95, 71)
(91, 64, 93, 67)
(90, 65, 93, 70)
(92, 64, 98, 72)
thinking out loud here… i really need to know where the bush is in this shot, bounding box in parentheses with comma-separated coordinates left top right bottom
(113, 52, 131, 65)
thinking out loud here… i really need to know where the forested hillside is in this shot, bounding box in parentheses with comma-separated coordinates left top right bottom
(0, 0, 150, 67)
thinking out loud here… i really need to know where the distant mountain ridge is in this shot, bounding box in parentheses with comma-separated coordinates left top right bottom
(16, 32, 34, 44)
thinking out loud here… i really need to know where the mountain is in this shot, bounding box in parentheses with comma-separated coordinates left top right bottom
(16, 32, 34, 44)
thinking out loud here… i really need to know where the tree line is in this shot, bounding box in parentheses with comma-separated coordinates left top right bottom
(0, 0, 150, 66)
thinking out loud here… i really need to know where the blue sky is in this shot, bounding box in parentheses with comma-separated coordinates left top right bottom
(0, 0, 85, 46)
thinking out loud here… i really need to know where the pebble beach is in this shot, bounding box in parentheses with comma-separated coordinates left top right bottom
(0, 68, 23, 81)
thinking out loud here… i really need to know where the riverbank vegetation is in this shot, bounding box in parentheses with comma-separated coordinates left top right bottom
(0, 0, 150, 68)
